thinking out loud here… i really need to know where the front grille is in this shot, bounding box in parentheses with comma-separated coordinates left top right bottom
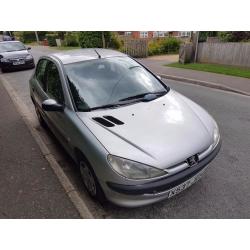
(10, 57, 26, 62)
(165, 145, 213, 177)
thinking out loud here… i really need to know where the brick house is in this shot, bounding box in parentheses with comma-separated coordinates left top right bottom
(120, 31, 191, 39)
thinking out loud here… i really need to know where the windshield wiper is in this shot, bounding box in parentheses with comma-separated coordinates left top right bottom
(85, 103, 125, 111)
(119, 91, 167, 102)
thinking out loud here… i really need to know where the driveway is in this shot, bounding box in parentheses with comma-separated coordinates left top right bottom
(1, 46, 250, 218)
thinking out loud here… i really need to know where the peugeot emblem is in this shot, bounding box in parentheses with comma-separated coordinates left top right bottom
(187, 155, 199, 167)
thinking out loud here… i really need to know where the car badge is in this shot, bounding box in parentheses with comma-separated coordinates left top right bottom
(187, 155, 199, 167)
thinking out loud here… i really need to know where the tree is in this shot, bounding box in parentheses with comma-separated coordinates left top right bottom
(78, 32, 112, 48)
(218, 32, 250, 42)
(198, 31, 218, 42)
(57, 32, 66, 40)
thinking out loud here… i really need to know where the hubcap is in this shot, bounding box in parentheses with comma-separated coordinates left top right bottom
(80, 162, 97, 196)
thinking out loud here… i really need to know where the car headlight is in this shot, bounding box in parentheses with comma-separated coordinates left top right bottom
(212, 124, 220, 148)
(26, 54, 33, 60)
(0, 58, 10, 62)
(107, 155, 167, 180)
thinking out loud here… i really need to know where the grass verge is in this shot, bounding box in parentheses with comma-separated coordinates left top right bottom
(167, 62, 250, 79)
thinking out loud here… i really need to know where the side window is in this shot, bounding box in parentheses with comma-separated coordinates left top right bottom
(45, 61, 64, 104)
(36, 59, 47, 90)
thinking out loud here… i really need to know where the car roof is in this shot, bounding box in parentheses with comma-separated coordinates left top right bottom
(50, 48, 127, 64)
(0, 40, 22, 44)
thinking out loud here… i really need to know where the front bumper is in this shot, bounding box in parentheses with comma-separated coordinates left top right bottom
(105, 139, 221, 207)
(1, 59, 35, 71)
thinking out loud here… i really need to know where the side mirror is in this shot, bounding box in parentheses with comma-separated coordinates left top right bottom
(156, 75, 162, 80)
(42, 99, 64, 112)
(27, 47, 31, 50)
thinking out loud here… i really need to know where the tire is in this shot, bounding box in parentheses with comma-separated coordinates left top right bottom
(78, 156, 106, 204)
(35, 104, 46, 127)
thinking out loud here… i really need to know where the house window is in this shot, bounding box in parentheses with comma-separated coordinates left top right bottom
(158, 31, 166, 37)
(153, 31, 167, 38)
(179, 31, 191, 37)
(125, 32, 132, 36)
(140, 32, 148, 38)
(153, 32, 158, 38)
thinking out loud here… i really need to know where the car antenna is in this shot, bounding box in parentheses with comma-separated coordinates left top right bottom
(94, 49, 101, 59)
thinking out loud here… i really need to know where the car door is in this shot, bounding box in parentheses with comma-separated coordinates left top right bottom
(42, 60, 75, 156)
(31, 59, 49, 113)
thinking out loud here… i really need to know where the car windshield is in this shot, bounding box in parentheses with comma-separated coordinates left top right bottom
(0, 42, 26, 53)
(65, 56, 168, 111)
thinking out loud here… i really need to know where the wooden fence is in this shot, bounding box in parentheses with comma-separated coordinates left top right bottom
(197, 42, 250, 68)
(123, 38, 148, 58)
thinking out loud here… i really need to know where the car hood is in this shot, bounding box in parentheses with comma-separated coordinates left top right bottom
(0, 50, 30, 59)
(77, 90, 216, 169)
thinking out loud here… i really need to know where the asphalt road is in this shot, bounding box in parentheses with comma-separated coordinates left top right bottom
(1, 46, 250, 218)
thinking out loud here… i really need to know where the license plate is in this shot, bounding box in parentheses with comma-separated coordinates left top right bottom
(168, 170, 205, 198)
(13, 60, 25, 65)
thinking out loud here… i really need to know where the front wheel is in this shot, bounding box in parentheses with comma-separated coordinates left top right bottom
(79, 159, 106, 204)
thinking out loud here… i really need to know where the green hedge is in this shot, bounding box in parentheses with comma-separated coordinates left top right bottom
(64, 32, 79, 46)
(148, 37, 181, 56)
(45, 34, 58, 46)
(14, 31, 47, 43)
(108, 32, 122, 49)
(79, 32, 106, 48)
(78, 32, 121, 49)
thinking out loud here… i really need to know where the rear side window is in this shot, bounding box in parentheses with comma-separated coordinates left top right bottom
(36, 59, 47, 90)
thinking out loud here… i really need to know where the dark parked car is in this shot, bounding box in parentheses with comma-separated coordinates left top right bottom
(0, 41, 35, 72)
(0, 31, 15, 41)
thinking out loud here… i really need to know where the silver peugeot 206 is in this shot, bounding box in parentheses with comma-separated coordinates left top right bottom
(29, 49, 221, 207)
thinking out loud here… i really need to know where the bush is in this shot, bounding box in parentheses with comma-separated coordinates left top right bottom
(148, 39, 165, 56)
(13, 31, 23, 42)
(148, 37, 181, 56)
(19, 32, 36, 43)
(218, 32, 250, 42)
(78, 32, 121, 49)
(161, 37, 181, 53)
(14, 31, 47, 43)
(79, 32, 104, 48)
(199, 31, 218, 42)
(107, 32, 122, 49)
(45, 33, 58, 46)
(64, 32, 79, 46)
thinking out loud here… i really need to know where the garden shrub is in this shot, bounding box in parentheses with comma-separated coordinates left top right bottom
(79, 32, 105, 48)
(148, 39, 165, 56)
(108, 32, 122, 49)
(148, 37, 181, 56)
(161, 37, 181, 53)
(45, 33, 58, 46)
(78, 32, 121, 49)
(14, 31, 47, 43)
(64, 32, 79, 46)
